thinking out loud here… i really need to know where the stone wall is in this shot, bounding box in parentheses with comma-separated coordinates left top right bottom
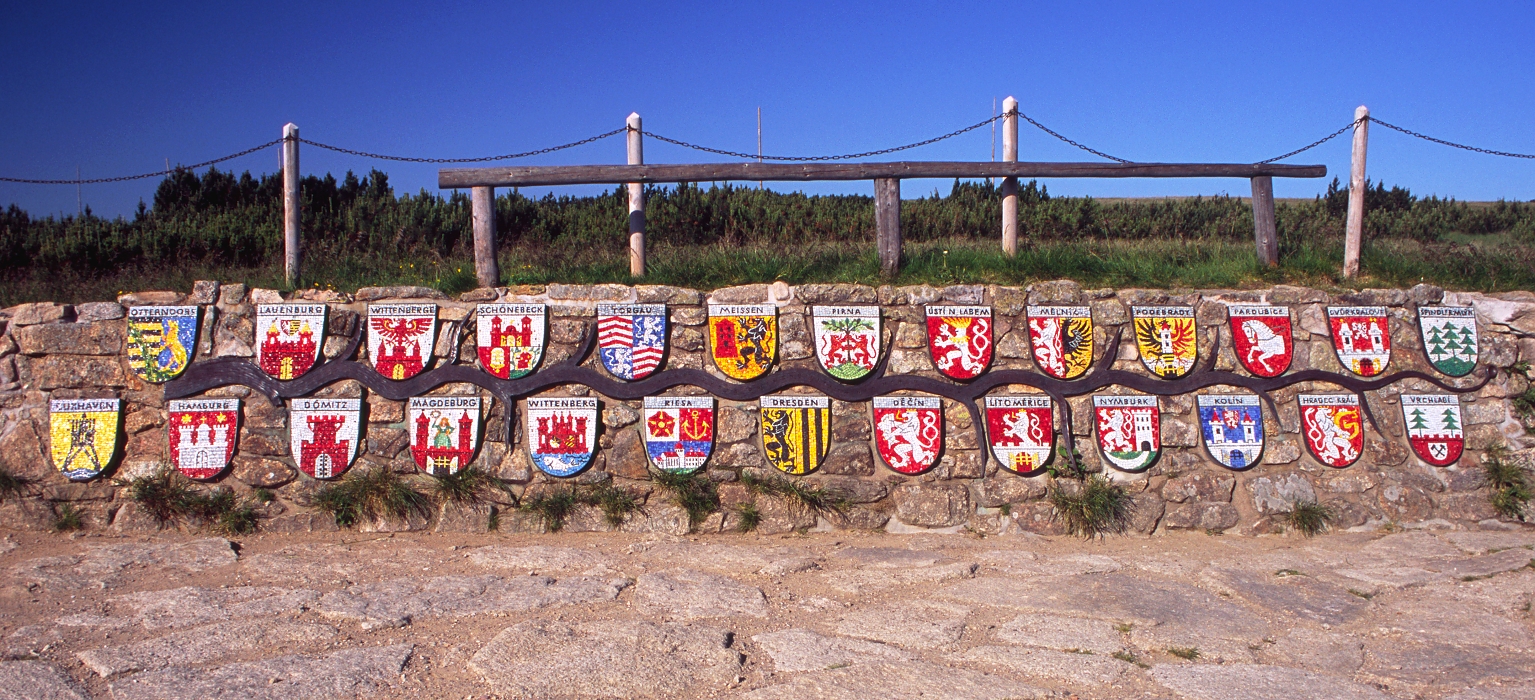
(1, 280, 1531, 536)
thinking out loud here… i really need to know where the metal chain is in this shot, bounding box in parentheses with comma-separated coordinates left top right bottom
(0, 139, 283, 185)
(1255, 120, 1359, 164)
(641, 114, 1004, 161)
(299, 128, 626, 164)
(1368, 117, 1535, 159)
(1013, 109, 1132, 163)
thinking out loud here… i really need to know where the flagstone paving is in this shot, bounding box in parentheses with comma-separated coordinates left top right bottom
(0, 526, 1531, 699)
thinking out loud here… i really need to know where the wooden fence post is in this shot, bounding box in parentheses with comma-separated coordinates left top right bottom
(282, 123, 300, 286)
(471, 186, 498, 287)
(627, 112, 645, 277)
(875, 178, 901, 276)
(1343, 105, 1369, 279)
(1249, 175, 1278, 266)
(1001, 96, 1019, 257)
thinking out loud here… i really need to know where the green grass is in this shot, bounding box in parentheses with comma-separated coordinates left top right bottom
(520, 488, 579, 533)
(50, 503, 84, 532)
(741, 472, 850, 519)
(312, 466, 433, 529)
(427, 466, 512, 507)
(734, 502, 763, 533)
(0, 466, 31, 503)
(1048, 475, 1135, 538)
(1287, 501, 1335, 537)
(1167, 646, 1202, 661)
(6, 170, 1535, 305)
(119, 467, 262, 533)
(1483, 446, 1532, 522)
(579, 481, 641, 528)
(650, 469, 721, 532)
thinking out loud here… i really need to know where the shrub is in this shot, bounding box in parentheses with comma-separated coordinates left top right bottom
(580, 482, 640, 528)
(734, 502, 762, 533)
(1287, 501, 1334, 537)
(1484, 446, 1532, 521)
(121, 468, 201, 525)
(50, 503, 84, 532)
(1048, 475, 1134, 538)
(313, 467, 433, 529)
(651, 469, 721, 532)
(520, 488, 579, 533)
(0, 466, 32, 503)
(741, 471, 849, 519)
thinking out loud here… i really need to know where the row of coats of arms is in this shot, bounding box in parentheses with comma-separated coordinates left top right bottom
(46, 385, 1466, 486)
(118, 302, 1482, 386)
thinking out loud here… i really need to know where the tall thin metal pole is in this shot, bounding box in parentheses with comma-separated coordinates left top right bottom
(1001, 96, 1019, 257)
(627, 112, 645, 277)
(283, 123, 301, 286)
(1343, 105, 1369, 279)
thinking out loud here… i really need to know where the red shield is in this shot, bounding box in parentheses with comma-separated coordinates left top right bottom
(985, 395, 1055, 475)
(1228, 305, 1292, 377)
(872, 396, 943, 475)
(1298, 394, 1363, 468)
(925, 306, 993, 380)
(167, 399, 240, 480)
(1327, 306, 1391, 377)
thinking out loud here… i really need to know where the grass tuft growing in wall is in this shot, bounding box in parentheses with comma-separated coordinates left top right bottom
(650, 469, 721, 532)
(1483, 446, 1532, 522)
(1286, 500, 1334, 537)
(312, 466, 433, 529)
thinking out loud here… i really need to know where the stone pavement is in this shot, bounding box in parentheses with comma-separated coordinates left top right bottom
(0, 527, 1532, 699)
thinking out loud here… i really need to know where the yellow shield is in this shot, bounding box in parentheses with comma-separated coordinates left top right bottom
(49, 399, 121, 481)
(759, 395, 831, 475)
(708, 304, 777, 380)
(1131, 306, 1198, 379)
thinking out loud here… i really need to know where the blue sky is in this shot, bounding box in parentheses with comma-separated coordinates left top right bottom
(2, 1, 1531, 217)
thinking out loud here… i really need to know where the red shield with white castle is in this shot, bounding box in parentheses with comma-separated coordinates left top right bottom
(871, 396, 943, 475)
(526, 397, 599, 477)
(1228, 304, 1293, 377)
(255, 304, 325, 380)
(167, 399, 239, 480)
(288, 398, 361, 479)
(1327, 306, 1391, 377)
(1298, 394, 1363, 468)
(409, 396, 481, 476)
(925, 306, 993, 380)
(985, 395, 1055, 475)
(1401, 394, 1464, 466)
(1093, 394, 1161, 473)
(368, 304, 437, 380)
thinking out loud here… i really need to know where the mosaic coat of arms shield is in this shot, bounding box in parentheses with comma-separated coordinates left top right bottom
(1132, 306, 1197, 379)
(1418, 306, 1479, 377)
(526, 397, 598, 477)
(289, 398, 361, 479)
(408, 396, 481, 476)
(166, 398, 239, 480)
(708, 304, 777, 380)
(925, 306, 993, 380)
(1026, 305, 1093, 380)
(1197, 394, 1265, 470)
(759, 395, 831, 475)
(125, 306, 199, 383)
(368, 304, 437, 380)
(985, 394, 1055, 475)
(1093, 394, 1160, 473)
(476, 304, 546, 380)
(1228, 304, 1293, 377)
(871, 395, 942, 475)
(597, 303, 667, 381)
(1298, 394, 1364, 468)
(49, 399, 120, 481)
(1327, 306, 1391, 377)
(255, 304, 325, 380)
(643, 396, 714, 473)
(812, 306, 880, 381)
(1401, 394, 1464, 466)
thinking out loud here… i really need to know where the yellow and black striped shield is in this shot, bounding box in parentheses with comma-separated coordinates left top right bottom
(759, 395, 831, 475)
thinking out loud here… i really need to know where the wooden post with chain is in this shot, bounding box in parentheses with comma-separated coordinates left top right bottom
(1344, 105, 1369, 278)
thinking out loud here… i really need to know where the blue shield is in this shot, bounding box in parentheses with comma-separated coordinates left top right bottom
(1196, 394, 1265, 470)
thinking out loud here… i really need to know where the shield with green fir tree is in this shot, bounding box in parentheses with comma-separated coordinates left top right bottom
(1418, 306, 1478, 377)
(811, 306, 881, 381)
